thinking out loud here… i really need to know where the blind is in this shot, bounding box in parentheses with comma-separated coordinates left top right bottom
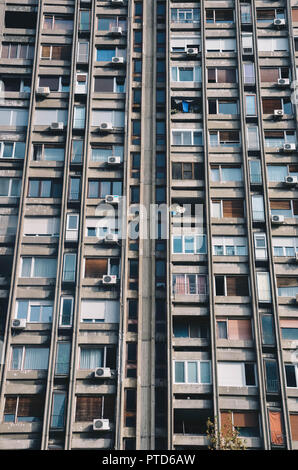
(92, 110, 125, 127)
(223, 199, 244, 218)
(4, 397, 17, 414)
(280, 319, 298, 328)
(260, 68, 279, 82)
(220, 412, 233, 436)
(290, 414, 298, 441)
(233, 412, 258, 427)
(270, 200, 291, 210)
(226, 276, 249, 296)
(81, 300, 105, 321)
(85, 259, 108, 277)
(269, 410, 284, 445)
(18, 396, 43, 418)
(218, 362, 245, 387)
(34, 109, 68, 125)
(23, 217, 60, 235)
(228, 319, 252, 340)
(277, 277, 298, 287)
(262, 98, 282, 114)
(293, 9, 298, 22)
(75, 396, 102, 421)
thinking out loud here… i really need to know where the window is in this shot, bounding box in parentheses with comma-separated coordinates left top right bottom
(1, 76, 31, 93)
(172, 129, 203, 146)
(257, 272, 271, 302)
(172, 162, 203, 180)
(270, 199, 298, 218)
(173, 318, 208, 339)
(28, 179, 62, 198)
(20, 257, 57, 278)
(268, 410, 284, 446)
(73, 106, 85, 129)
(79, 10, 90, 31)
(91, 145, 123, 163)
(257, 9, 285, 22)
(69, 178, 81, 201)
(285, 364, 298, 388)
(252, 194, 265, 221)
(81, 300, 120, 323)
(39, 75, 70, 92)
(0, 141, 26, 159)
(0, 108, 28, 127)
(206, 38, 236, 53)
(217, 319, 252, 340)
(254, 233, 267, 260)
(249, 160, 262, 184)
(85, 217, 119, 239)
(96, 47, 126, 62)
(212, 236, 248, 256)
(277, 277, 298, 297)
(1, 43, 34, 60)
(75, 395, 114, 421)
(243, 63, 255, 84)
(264, 130, 295, 148)
(267, 164, 298, 183)
(210, 165, 242, 182)
(218, 362, 257, 387)
(51, 392, 66, 429)
(63, 253, 76, 282)
(171, 8, 200, 24)
(246, 95, 257, 116)
(0, 215, 18, 236)
(172, 274, 208, 295)
(43, 15, 73, 30)
(4, 396, 44, 423)
(208, 68, 237, 83)
(260, 67, 290, 82)
(257, 37, 289, 52)
(280, 319, 298, 340)
(211, 199, 244, 218)
(15, 300, 53, 323)
(209, 131, 240, 147)
(71, 140, 84, 163)
(41, 45, 72, 60)
(172, 234, 207, 254)
(262, 314, 275, 346)
(59, 297, 73, 327)
(34, 109, 68, 126)
(247, 126, 260, 150)
(272, 237, 298, 257)
(77, 41, 89, 63)
(171, 36, 201, 53)
(32, 144, 64, 162)
(221, 411, 259, 438)
(215, 276, 250, 296)
(174, 361, 211, 384)
(88, 180, 122, 198)
(92, 110, 125, 128)
(206, 9, 234, 23)
(66, 214, 79, 240)
(11, 346, 49, 370)
(97, 16, 127, 31)
(265, 360, 280, 393)
(0, 178, 21, 197)
(55, 342, 71, 376)
(80, 346, 116, 369)
(84, 258, 119, 278)
(171, 66, 201, 83)
(208, 99, 238, 115)
(94, 76, 125, 93)
(241, 4, 252, 24)
(262, 98, 292, 115)
(290, 414, 298, 441)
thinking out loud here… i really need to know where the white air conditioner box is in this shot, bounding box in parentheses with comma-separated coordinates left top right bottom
(105, 195, 120, 204)
(111, 57, 125, 65)
(102, 275, 117, 285)
(12, 319, 26, 330)
(104, 234, 119, 243)
(100, 122, 113, 131)
(186, 47, 198, 55)
(273, 18, 286, 27)
(284, 175, 298, 185)
(94, 367, 112, 378)
(107, 156, 121, 165)
(271, 214, 285, 224)
(283, 143, 296, 152)
(36, 87, 50, 96)
(93, 419, 110, 431)
(277, 78, 290, 86)
(274, 109, 284, 118)
(110, 26, 122, 35)
(50, 122, 64, 131)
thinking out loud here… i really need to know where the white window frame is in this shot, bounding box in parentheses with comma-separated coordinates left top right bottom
(171, 8, 200, 24)
(172, 234, 207, 254)
(212, 236, 248, 256)
(210, 164, 243, 182)
(78, 345, 109, 369)
(59, 296, 74, 327)
(171, 129, 203, 146)
(218, 362, 257, 387)
(15, 300, 53, 323)
(0, 141, 25, 159)
(38, 76, 70, 93)
(214, 275, 250, 297)
(10, 345, 49, 370)
(32, 143, 65, 162)
(171, 65, 201, 83)
(211, 200, 245, 219)
(0, 177, 21, 197)
(173, 360, 212, 384)
(209, 130, 241, 147)
(20, 257, 57, 278)
(2, 43, 33, 59)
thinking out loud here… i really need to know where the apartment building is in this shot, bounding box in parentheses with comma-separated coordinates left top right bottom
(0, 0, 298, 452)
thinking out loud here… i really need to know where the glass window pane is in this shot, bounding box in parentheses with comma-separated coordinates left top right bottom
(175, 362, 185, 383)
(187, 362, 198, 383)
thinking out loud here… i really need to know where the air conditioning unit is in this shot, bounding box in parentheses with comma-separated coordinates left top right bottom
(110, 26, 122, 35)
(111, 56, 125, 65)
(104, 233, 119, 243)
(273, 18, 286, 27)
(36, 87, 50, 96)
(93, 419, 110, 431)
(277, 78, 290, 86)
(11, 318, 26, 330)
(282, 143, 296, 152)
(94, 367, 112, 378)
(50, 122, 64, 131)
(105, 195, 119, 204)
(111, 0, 124, 5)
(107, 156, 121, 165)
(271, 214, 285, 224)
(99, 122, 113, 132)
(284, 175, 298, 185)
(102, 275, 117, 285)
(186, 47, 198, 56)
(274, 109, 284, 119)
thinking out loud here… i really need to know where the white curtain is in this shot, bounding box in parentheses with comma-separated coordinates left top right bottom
(80, 348, 103, 369)
(23, 347, 49, 370)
